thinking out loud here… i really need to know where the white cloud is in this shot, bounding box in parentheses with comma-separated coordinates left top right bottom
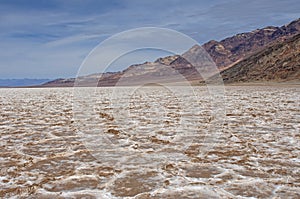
(0, 0, 299, 78)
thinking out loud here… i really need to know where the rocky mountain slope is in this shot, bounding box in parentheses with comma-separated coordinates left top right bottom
(215, 33, 300, 83)
(203, 18, 300, 69)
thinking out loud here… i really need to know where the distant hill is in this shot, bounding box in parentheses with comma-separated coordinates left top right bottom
(0, 79, 50, 87)
(42, 46, 208, 87)
(40, 18, 300, 87)
(213, 33, 300, 83)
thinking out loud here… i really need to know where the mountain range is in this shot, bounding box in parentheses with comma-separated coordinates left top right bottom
(41, 18, 300, 87)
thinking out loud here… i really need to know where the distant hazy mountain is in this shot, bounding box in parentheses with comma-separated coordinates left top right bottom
(40, 18, 300, 87)
(0, 79, 50, 87)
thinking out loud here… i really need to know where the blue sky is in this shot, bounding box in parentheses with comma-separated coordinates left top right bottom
(0, 0, 299, 79)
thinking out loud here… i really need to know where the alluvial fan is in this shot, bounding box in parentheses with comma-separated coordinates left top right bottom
(0, 86, 299, 198)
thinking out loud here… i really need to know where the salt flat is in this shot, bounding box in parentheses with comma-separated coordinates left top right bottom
(0, 86, 299, 198)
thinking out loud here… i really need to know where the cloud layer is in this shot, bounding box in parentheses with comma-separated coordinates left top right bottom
(0, 0, 299, 78)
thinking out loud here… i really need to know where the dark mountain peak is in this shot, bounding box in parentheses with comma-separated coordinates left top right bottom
(170, 56, 191, 67)
(278, 18, 300, 37)
(154, 55, 179, 65)
(283, 18, 300, 28)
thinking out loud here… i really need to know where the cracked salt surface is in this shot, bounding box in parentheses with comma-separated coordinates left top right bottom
(0, 86, 299, 198)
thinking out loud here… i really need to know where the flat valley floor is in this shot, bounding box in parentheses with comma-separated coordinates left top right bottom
(0, 86, 299, 198)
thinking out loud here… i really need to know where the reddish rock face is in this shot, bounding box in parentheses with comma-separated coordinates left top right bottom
(203, 18, 300, 70)
(218, 33, 300, 83)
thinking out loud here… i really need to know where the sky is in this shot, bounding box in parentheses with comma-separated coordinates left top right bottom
(0, 0, 299, 79)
